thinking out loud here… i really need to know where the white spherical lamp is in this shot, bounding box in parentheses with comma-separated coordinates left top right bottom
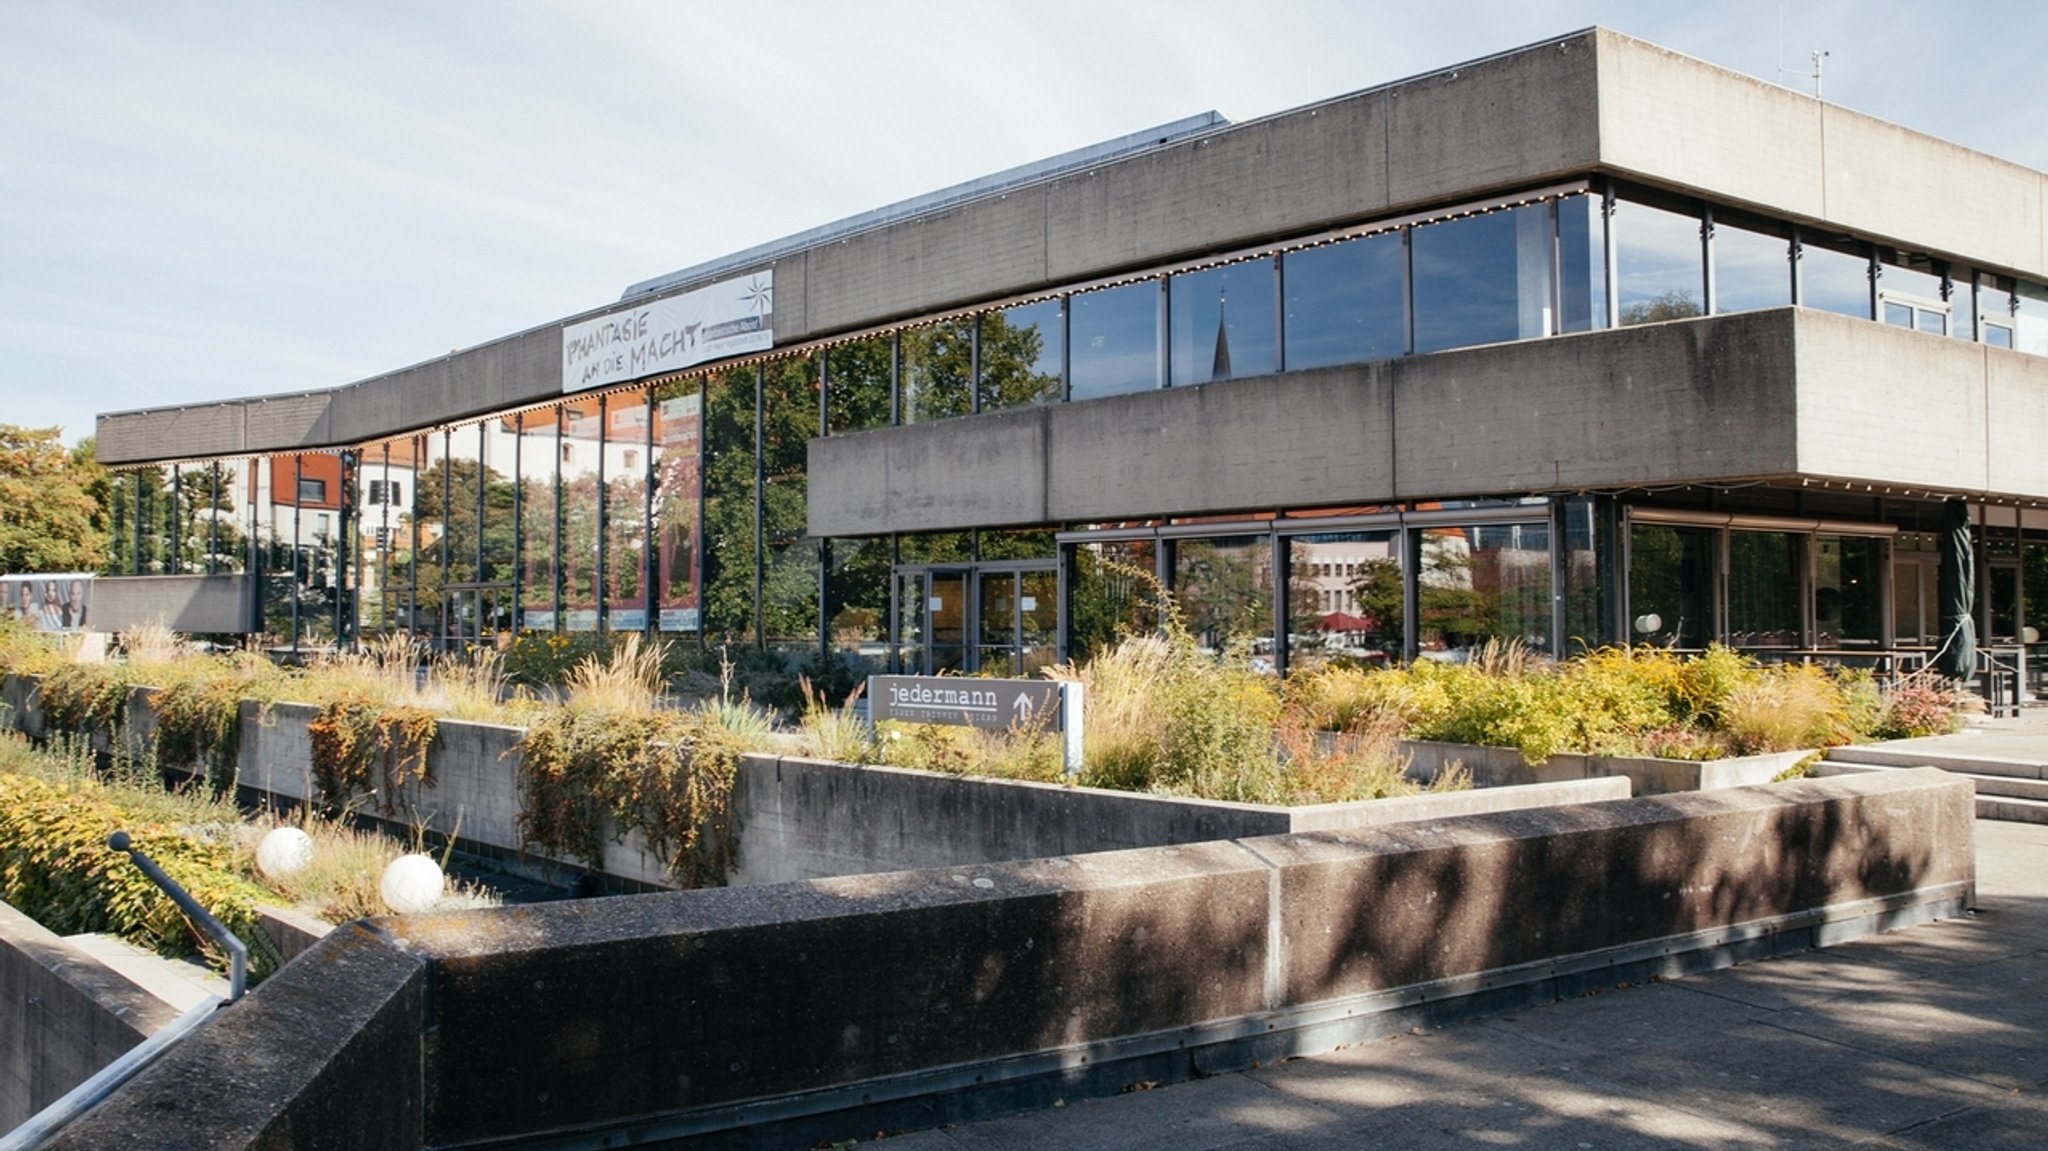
(255, 827, 315, 880)
(379, 854, 445, 914)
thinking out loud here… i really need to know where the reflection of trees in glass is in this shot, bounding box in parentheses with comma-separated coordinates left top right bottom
(1416, 535, 1492, 649)
(900, 322, 971, 422)
(701, 366, 760, 643)
(762, 357, 818, 646)
(1348, 558, 1405, 655)
(2025, 543, 2048, 639)
(390, 457, 517, 618)
(1067, 543, 1158, 664)
(1620, 289, 1703, 326)
(518, 473, 556, 616)
(1173, 539, 1269, 649)
(978, 310, 1060, 411)
(827, 337, 892, 434)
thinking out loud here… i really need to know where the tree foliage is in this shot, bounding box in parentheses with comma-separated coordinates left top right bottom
(0, 425, 106, 573)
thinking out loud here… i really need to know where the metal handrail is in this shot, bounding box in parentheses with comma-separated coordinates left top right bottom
(106, 831, 247, 1002)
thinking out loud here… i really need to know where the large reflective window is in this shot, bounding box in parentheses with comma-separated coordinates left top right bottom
(899, 320, 972, 423)
(1066, 538, 1158, 665)
(978, 300, 1063, 411)
(1728, 530, 1800, 648)
(1893, 532, 1938, 646)
(701, 366, 760, 644)
(1617, 199, 1703, 325)
(652, 380, 702, 635)
(1977, 279, 2016, 349)
(1411, 204, 1554, 354)
(460, 421, 517, 643)
(1798, 235, 1871, 318)
(1557, 194, 1608, 333)
(1284, 531, 1400, 672)
(1416, 521, 1553, 659)
(1283, 230, 1405, 368)
(826, 334, 893, 434)
(1559, 497, 1603, 651)
(825, 536, 890, 677)
(1628, 522, 1714, 649)
(1815, 534, 1884, 648)
(763, 355, 820, 654)
(1069, 280, 1160, 401)
(1170, 257, 1276, 385)
(517, 408, 560, 631)
(558, 403, 603, 631)
(603, 393, 650, 632)
(1712, 220, 1791, 314)
(386, 438, 438, 640)
(1170, 535, 1271, 654)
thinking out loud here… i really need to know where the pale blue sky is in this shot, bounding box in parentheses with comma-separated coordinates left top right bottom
(2, 1, 2041, 447)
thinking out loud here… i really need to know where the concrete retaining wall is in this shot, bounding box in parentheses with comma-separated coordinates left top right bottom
(0, 902, 183, 1132)
(91, 574, 253, 635)
(1399, 740, 1809, 796)
(43, 769, 1976, 1150)
(4, 676, 1636, 892)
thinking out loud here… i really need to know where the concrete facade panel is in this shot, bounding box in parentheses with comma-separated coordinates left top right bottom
(801, 193, 1049, 334)
(1820, 106, 2047, 278)
(1392, 312, 1802, 497)
(92, 574, 252, 634)
(1594, 32, 1826, 222)
(1980, 347, 2048, 498)
(95, 404, 251, 466)
(808, 407, 1050, 536)
(1043, 366, 1397, 522)
(1044, 94, 1392, 282)
(1792, 313, 1996, 494)
(1383, 31, 1601, 209)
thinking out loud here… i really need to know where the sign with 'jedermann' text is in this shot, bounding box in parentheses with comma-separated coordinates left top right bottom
(868, 675, 1087, 775)
(561, 271, 773, 393)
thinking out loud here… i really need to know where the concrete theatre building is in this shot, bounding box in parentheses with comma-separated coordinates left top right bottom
(93, 28, 2048, 688)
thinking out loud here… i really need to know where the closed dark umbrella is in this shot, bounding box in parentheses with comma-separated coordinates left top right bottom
(1936, 499, 1976, 680)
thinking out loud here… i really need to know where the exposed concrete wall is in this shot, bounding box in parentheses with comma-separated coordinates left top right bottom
(90, 574, 253, 635)
(54, 770, 1969, 1150)
(42, 924, 426, 1151)
(0, 902, 182, 1132)
(1593, 29, 2048, 280)
(734, 757, 1628, 885)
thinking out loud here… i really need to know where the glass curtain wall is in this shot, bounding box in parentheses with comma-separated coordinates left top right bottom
(1066, 538, 1159, 665)
(1069, 281, 1160, 400)
(1728, 530, 1802, 648)
(1282, 229, 1406, 369)
(518, 407, 561, 631)
(979, 300, 1063, 410)
(1169, 535, 1271, 653)
(1815, 534, 1885, 648)
(899, 321, 972, 423)
(1283, 530, 1400, 670)
(762, 355, 820, 655)
(652, 379, 703, 635)
(826, 335, 893, 433)
(603, 391, 650, 632)
(1411, 203, 1556, 353)
(1169, 257, 1276, 385)
(1617, 198, 1703, 324)
(701, 364, 760, 644)
(1628, 522, 1715, 649)
(559, 403, 603, 631)
(1414, 521, 1553, 658)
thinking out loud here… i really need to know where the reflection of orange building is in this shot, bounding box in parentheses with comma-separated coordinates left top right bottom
(264, 455, 343, 510)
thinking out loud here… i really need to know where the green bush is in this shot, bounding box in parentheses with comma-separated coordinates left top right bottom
(0, 770, 278, 980)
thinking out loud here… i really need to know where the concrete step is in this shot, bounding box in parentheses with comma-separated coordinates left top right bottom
(61, 933, 227, 1012)
(1825, 742, 2048, 781)
(1978, 794, 2048, 825)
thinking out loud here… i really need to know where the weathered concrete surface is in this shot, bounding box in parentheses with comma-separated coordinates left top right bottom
(734, 756, 1628, 884)
(42, 923, 426, 1151)
(396, 769, 1967, 1148)
(0, 902, 182, 1132)
(1400, 739, 1806, 796)
(882, 817, 2047, 1151)
(89, 573, 254, 635)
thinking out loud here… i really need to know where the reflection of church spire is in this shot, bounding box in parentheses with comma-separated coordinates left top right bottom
(1211, 289, 1232, 381)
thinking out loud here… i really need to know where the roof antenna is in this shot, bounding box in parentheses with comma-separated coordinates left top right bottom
(1781, 48, 1830, 99)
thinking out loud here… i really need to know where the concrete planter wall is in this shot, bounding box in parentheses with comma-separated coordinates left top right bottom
(3, 674, 1636, 889)
(1399, 739, 1812, 795)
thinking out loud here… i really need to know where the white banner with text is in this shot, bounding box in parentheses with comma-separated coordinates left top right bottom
(561, 271, 773, 393)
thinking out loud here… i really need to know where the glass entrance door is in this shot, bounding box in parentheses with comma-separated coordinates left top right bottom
(895, 563, 1057, 674)
(976, 568, 1058, 675)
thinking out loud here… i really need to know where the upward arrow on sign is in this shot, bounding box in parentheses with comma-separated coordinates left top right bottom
(1012, 694, 1034, 725)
